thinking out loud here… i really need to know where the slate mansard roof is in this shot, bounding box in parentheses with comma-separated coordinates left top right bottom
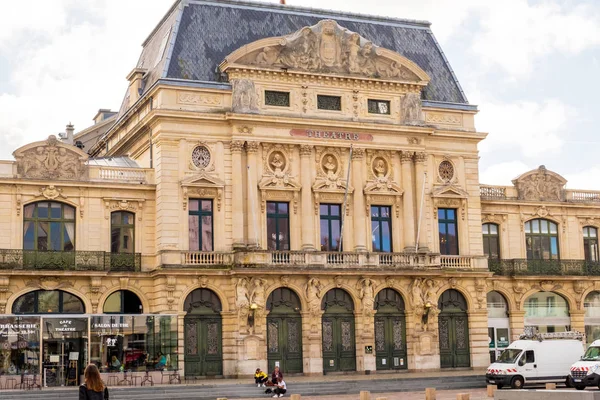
(127, 0, 470, 116)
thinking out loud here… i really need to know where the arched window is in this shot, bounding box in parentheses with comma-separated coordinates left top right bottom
(525, 219, 559, 260)
(524, 292, 569, 333)
(482, 223, 500, 260)
(583, 227, 599, 262)
(585, 291, 600, 345)
(487, 291, 508, 318)
(487, 291, 510, 362)
(111, 211, 135, 253)
(12, 290, 84, 314)
(23, 202, 75, 251)
(103, 290, 142, 313)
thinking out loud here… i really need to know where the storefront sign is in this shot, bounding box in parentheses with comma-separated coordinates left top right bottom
(92, 322, 130, 329)
(0, 322, 38, 337)
(44, 318, 88, 339)
(290, 129, 373, 142)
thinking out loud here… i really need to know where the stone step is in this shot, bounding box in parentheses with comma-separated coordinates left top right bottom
(0, 375, 485, 399)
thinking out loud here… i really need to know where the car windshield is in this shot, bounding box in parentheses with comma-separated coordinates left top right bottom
(497, 349, 522, 363)
(582, 347, 600, 361)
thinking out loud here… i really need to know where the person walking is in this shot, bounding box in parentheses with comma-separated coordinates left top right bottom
(79, 364, 109, 400)
(272, 377, 287, 398)
(254, 368, 268, 387)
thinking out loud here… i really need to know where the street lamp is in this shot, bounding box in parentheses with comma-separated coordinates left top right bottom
(248, 303, 258, 328)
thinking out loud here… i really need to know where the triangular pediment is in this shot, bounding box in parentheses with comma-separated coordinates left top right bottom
(181, 172, 225, 188)
(220, 19, 430, 84)
(431, 184, 469, 198)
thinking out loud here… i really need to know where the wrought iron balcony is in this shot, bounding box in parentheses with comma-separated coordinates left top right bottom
(0, 250, 141, 272)
(489, 258, 600, 276)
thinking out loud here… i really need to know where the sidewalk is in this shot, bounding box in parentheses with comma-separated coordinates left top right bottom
(235, 388, 490, 400)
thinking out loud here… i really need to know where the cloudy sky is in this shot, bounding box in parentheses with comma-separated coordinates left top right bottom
(1, 0, 599, 188)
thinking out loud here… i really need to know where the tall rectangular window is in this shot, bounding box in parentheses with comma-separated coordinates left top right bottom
(189, 199, 213, 251)
(371, 205, 392, 252)
(438, 208, 458, 255)
(482, 223, 500, 259)
(320, 204, 342, 251)
(267, 202, 290, 251)
(584, 226, 599, 262)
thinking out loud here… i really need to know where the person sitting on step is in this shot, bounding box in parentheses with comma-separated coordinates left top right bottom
(254, 368, 268, 387)
(271, 366, 283, 385)
(273, 377, 287, 398)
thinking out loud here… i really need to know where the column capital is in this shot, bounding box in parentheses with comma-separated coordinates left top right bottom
(414, 151, 428, 163)
(245, 141, 260, 153)
(299, 144, 313, 156)
(400, 151, 414, 163)
(230, 140, 245, 153)
(352, 147, 365, 160)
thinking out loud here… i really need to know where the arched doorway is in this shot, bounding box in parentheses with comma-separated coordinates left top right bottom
(183, 288, 222, 377)
(322, 288, 356, 372)
(266, 288, 303, 374)
(374, 288, 407, 370)
(524, 291, 570, 334)
(487, 291, 510, 363)
(438, 289, 470, 368)
(585, 291, 600, 346)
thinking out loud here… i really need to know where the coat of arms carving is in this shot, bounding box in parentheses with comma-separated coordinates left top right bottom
(14, 135, 87, 180)
(512, 165, 566, 202)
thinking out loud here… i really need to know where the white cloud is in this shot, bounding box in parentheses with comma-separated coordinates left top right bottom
(476, 99, 575, 158)
(564, 167, 600, 190)
(479, 160, 531, 185)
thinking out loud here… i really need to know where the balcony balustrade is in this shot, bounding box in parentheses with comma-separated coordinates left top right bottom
(0, 249, 141, 272)
(489, 258, 600, 276)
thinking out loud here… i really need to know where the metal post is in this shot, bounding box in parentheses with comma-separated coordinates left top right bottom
(338, 145, 353, 252)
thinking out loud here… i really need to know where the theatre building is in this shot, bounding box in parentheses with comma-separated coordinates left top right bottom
(1, 0, 600, 384)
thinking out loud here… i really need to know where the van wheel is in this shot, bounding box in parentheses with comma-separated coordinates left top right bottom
(510, 376, 524, 389)
(575, 384, 586, 390)
(496, 384, 504, 390)
(566, 376, 574, 388)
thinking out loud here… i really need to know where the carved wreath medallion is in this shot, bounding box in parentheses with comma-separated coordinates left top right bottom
(191, 145, 211, 169)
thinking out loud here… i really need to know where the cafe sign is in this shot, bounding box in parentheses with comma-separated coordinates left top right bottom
(290, 129, 373, 142)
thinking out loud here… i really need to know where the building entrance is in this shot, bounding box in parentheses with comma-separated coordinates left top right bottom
(42, 318, 87, 387)
(322, 289, 356, 373)
(438, 290, 470, 368)
(266, 288, 303, 374)
(374, 289, 407, 370)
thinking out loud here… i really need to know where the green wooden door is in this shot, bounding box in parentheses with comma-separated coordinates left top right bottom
(267, 287, 303, 374)
(267, 316, 303, 373)
(374, 288, 407, 371)
(322, 289, 356, 373)
(438, 289, 470, 368)
(183, 289, 223, 377)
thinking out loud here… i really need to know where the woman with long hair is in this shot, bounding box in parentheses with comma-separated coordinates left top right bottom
(79, 364, 109, 400)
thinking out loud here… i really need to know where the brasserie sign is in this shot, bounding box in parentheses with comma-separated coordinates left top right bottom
(290, 129, 373, 142)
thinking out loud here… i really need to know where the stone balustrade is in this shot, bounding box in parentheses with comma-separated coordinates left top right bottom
(88, 166, 155, 184)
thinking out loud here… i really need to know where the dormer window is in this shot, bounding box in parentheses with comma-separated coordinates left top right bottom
(317, 95, 342, 111)
(368, 99, 390, 115)
(265, 90, 290, 107)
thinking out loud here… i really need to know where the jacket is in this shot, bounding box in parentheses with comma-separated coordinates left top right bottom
(255, 371, 268, 380)
(79, 384, 109, 400)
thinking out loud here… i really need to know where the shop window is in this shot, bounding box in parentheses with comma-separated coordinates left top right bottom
(267, 202, 290, 251)
(524, 292, 570, 334)
(371, 205, 392, 252)
(103, 290, 142, 314)
(368, 99, 390, 115)
(320, 204, 342, 251)
(584, 226, 599, 262)
(265, 90, 290, 107)
(525, 219, 559, 260)
(487, 291, 508, 319)
(189, 199, 213, 251)
(23, 202, 75, 251)
(585, 291, 600, 345)
(438, 208, 458, 255)
(317, 95, 342, 111)
(90, 315, 178, 372)
(482, 223, 500, 260)
(111, 211, 135, 253)
(12, 290, 84, 314)
(0, 316, 40, 375)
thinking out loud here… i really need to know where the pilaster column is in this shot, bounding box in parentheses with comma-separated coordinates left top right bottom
(246, 141, 260, 249)
(300, 145, 315, 250)
(401, 151, 416, 251)
(352, 148, 367, 252)
(231, 141, 246, 249)
(570, 309, 586, 335)
(414, 152, 429, 251)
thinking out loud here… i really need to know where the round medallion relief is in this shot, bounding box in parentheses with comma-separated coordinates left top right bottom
(192, 145, 211, 169)
(322, 154, 338, 176)
(269, 151, 286, 172)
(439, 160, 454, 183)
(372, 157, 388, 178)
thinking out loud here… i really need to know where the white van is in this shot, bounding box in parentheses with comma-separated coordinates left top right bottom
(485, 331, 585, 389)
(569, 339, 600, 390)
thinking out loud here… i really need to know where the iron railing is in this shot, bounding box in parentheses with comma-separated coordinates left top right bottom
(0, 249, 141, 272)
(489, 258, 600, 276)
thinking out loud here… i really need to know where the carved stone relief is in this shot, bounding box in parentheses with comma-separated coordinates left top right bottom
(513, 165, 566, 201)
(231, 79, 259, 113)
(181, 172, 225, 211)
(103, 199, 143, 221)
(357, 277, 376, 316)
(313, 147, 350, 191)
(259, 144, 301, 213)
(39, 185, 66, 200)
(231, 20, 425, 83)
(364, 150, 403, 216)
(410, 278, 440, 332)
(401, 93, 423, 125)
(14, 135, 87, 180)
(189, 142, 215, 172)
